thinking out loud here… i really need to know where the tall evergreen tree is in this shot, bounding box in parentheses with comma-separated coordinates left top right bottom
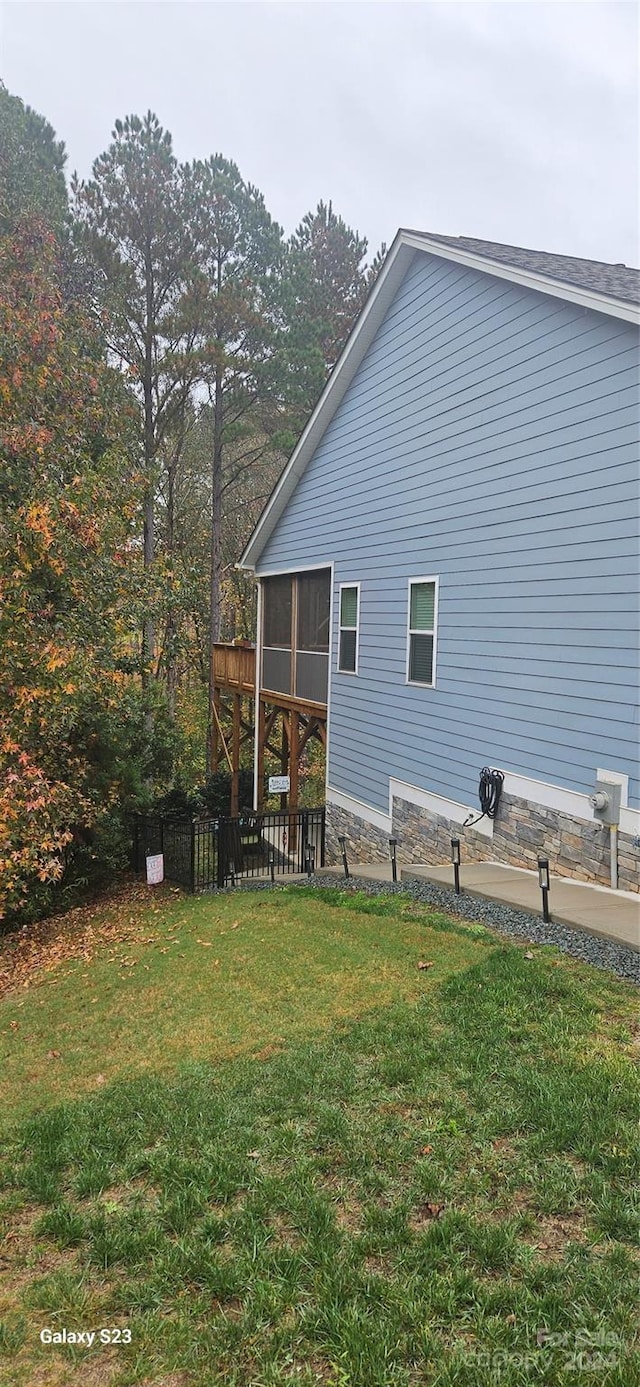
(281, 200, 384, 438)
(72, 114, 203, 690)
(0, 83, 67, 236)
(186, 155, 284, 766)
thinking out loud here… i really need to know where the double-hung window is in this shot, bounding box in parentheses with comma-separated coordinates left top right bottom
(407, 578, 438, 686)
(338, 584, 359, 674)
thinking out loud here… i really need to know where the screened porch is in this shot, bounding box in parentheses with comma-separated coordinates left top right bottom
(261, 569, 330, 707)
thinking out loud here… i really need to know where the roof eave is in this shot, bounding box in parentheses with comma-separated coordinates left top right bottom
(399, 231, 640, 325)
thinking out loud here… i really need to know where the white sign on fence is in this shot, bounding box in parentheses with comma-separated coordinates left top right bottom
(146, 853, 164, 885)
(268, 775, 290, 794)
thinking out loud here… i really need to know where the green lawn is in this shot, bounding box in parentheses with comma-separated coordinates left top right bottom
(0, 885, 638, 1386)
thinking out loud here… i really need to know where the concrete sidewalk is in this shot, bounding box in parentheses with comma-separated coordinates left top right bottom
(317, 861, 639, 951)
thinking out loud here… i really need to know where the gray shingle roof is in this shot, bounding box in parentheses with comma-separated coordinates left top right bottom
(404, 230, 640, 307)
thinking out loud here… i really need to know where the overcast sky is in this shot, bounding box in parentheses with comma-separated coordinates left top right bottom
(2, 0, 638, 266)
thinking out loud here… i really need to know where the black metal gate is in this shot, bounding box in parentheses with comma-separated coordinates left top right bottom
(132, 808, 325, 893)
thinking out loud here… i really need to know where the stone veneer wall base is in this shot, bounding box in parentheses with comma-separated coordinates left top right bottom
(326, 792, 639, 894)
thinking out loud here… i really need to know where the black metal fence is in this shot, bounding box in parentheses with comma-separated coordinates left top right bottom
(132, 808, 325, 893)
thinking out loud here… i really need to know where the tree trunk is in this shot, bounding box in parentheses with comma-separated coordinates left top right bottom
(165, 453, 177, 720)
(207, 360, 224, 772)
(142, 251, 155, 684)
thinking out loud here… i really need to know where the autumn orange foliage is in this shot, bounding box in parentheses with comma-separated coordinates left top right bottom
(0, 221, 144, 920)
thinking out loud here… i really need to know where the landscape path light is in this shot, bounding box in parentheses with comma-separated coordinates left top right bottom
(337, 834, 350, 879)
(538, 857, 551, 923)
(451, 838, 461, 895)
(389, 837, 398, 883)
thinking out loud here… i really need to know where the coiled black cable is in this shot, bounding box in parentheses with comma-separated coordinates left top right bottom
(463, 767, 505, 828)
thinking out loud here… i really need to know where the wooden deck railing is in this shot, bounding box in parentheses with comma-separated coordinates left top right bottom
(212, 641, 256, 694)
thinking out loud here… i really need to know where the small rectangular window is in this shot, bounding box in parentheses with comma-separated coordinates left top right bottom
(407, 579, 437, 686)
(338, 584, 359, 674)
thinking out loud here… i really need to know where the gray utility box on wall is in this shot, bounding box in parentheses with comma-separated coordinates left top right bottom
(590, 780, 622, 826)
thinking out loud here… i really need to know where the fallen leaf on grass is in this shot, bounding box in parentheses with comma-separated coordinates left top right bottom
(417, 1201, 444, 1220)
(420, 1145, 433, 1155)
(417, 961, 435, 971)
(524, 951, 535, 960)
(197, 940, 212, 947)
(0, 881, 170, 1001)
(46, 1049, 61, 1060)
(94, 1074, 106, 1086)
(9, 1021, 19, 1032)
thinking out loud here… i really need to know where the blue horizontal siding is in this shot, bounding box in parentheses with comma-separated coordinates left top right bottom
(258, 251, 640, 810)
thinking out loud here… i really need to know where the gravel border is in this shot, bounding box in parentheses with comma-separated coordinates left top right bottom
(218, 872, 639, 984)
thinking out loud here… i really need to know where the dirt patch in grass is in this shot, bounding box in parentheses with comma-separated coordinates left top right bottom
(209, 1193, 246, 1214)
(141, 1376, 193, 1387)
(363, 1253, 394, 1278)
(252, 1043, 285, 1062)
(489, 1137, 519, 1158)
(320, 1177, 363, 1232)
(94, 1179, 158, 1207)
(408, 1202, 446, 1233)
(521, 1210, 590, 1261)
(4, 1348, 121, 1387)
(210, 1296, 243, 1321)
(0, 1211, 82, 1309)
(268, 1211, 303, 1249)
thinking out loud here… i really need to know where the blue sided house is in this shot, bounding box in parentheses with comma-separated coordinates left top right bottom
(240, 231, 640, 894)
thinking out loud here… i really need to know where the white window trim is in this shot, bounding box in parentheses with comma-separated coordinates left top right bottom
(338, 582, 361, 675)
(406, 576, 439, 688)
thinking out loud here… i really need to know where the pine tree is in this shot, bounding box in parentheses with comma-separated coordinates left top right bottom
(281, 200, 384, 437)
(186, 155, 285, 766)
(72, 114, 203, 690)
(0, 83, 67, 235)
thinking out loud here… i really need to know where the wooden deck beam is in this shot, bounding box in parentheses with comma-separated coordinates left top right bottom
(210, 643, 328, 814)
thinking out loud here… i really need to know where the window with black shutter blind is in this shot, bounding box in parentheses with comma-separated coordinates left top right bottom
(407, 579, 437, 686)
(338, 585, 359, 673)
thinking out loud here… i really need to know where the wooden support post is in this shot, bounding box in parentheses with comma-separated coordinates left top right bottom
(231, 692, 241, 817)
(256, 698, 266, 811)
(298, 716, 318, 758)
(289, 710, 299, 852)
(280, 713, 288, 812)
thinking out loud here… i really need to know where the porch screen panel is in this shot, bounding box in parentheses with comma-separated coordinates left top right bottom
(262, 575, 292, 694)
(295, 570, 329, 703)
(262, 647, 292, 695)
(295, 653, 328, 703)
(297, 572, 330, 652)
(263, 575, 292, 648)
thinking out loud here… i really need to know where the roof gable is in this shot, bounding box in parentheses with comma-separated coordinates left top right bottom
(241, 230, 640, 571)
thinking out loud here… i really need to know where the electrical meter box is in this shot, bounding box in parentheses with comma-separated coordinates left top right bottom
(591, 780, 622, 826)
